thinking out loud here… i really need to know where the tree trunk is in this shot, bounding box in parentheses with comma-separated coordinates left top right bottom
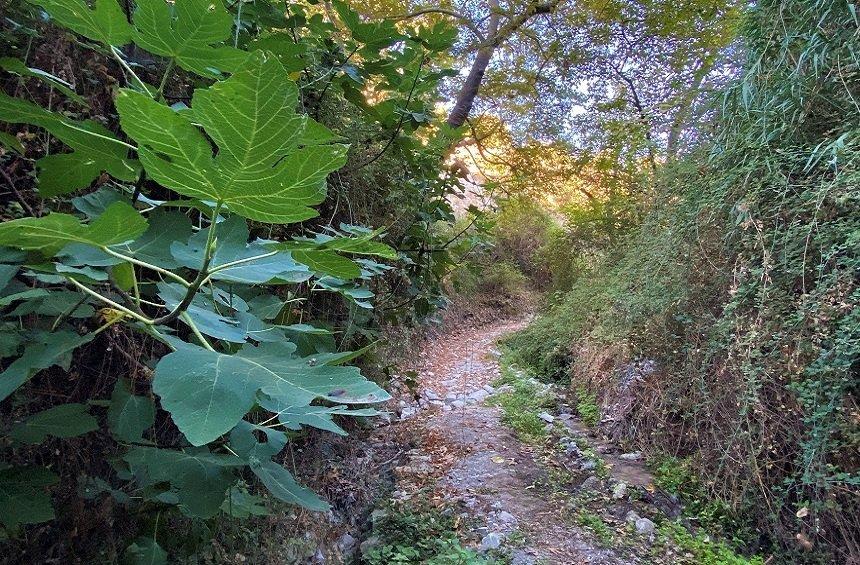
(446, 1, 500, 128)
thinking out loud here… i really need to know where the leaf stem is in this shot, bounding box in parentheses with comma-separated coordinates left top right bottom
(110, 46, 150, 94)
(156, 60, 175, 101)
(66, 277, 154, 325)
(100, 247, 191, 287)
(180, 312, 215, 351)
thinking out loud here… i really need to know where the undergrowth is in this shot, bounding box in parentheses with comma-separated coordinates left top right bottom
(489, 356, 554, 444)
(362, 495, 494, 565)
(505, 1, 859, 560)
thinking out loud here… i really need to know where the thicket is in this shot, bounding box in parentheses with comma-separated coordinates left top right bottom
(506, 0, 859, 561)
(0, 0, 469, 561)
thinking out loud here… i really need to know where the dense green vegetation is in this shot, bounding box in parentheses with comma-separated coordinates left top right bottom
(505, 1, 859, 561)
(0, 0, 856, 562)
(0, 0, 470, 560)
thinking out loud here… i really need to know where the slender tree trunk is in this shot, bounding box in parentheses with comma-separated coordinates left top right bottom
(447, 1, 500, 128)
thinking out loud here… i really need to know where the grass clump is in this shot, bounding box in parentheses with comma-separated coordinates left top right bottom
(574, 509, 614, 546)
(574, 386, 600, 427)
(657, 522, 764, 565)
(363, 496, 493, 565)
(489, 358, 554, 444)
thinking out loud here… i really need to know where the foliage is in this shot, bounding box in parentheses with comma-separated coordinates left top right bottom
(657, 522, 764, 565)
(507, 0, 859, 560)
(0, 0, 464, 560)
(489, 358, 554, 444)
(574, 387, 599, 428)
(363, 495, 493, 565)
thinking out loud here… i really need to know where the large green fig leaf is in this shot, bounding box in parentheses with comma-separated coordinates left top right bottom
(123, 446, 242, 518)
(0, 202, 147, 256)
(170, 215, 311, 284)
(152, 341, 389, 446)
(257, 396, 379, 436)
(28, 0, 133, 46)
(0, 466, 59, 529)
(10, 403, 98, 444)
(0, 57, 87, 105)
(107, 379, 155, 443)
(132, 0, 247, 77)
(0, 330, 95, 401)
(0, 93, 139, 195)
(332, 0, 402, 51)
(251, 458, 328, 510)
(116, 52, 348, 223)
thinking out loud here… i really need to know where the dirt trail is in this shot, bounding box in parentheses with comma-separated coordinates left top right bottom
(381, 317, 664, 564)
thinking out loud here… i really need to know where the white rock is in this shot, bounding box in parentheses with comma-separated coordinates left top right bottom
(497, 511, 516, 524)
(625, 510, 641, 523)
(424, 389, 441, 401)
(359, 536, 380, 557)
(612, 482, 628, 500)
(442, 404, 452, 412)
(338, 533, 356, 552)
(450, 400, 466, 409)
(580, 460, 597, 471)
(538, 412, 555, 423)
(480, 532, 503, 551)
(580, 476, 601, 491)
(635, 517, 656, 535)
(619, 452, 642, 461)
(469, 389, 490, 402)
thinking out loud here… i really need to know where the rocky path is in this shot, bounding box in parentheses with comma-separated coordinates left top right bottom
(376, 318, 676, 564)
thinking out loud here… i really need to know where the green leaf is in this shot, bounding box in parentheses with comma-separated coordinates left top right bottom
(123, 446, 242, 518)
(28, 0, 133, 46)
(0, 92, 138, 195)
(10, 403, 98, 444)
(111, 261, 135, 291)
(221, 487, 267, 518)
(291, 249, 361, 280)
(0, 57, 87, 104)
(0, 466, 59, 529)
(170, 215, 311, 284)
(0, 201, 147, 256)
(132, 0, 247, 77)
(250, 459, 328, 511)
(257, 398, 378, 436)
(157, 282, 248, 343)
(0, 330, 95, 401)
(153, 341, 389, 446)
(332, 0, 401, 51)
(249, 32, 308, 72)
(124, 537, 168, 565)
(0, 131, 23, 154)
(229, 420, 287, 461)
(116, 52, 348, 223)
(71, 187, 126, 217)
(107, 379, 155, 443)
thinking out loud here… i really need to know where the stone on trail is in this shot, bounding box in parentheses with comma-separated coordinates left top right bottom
(619, 451, 642, 461)
(482, 384, 496, 394)
(469, 389, 490, 402)
(635, 517, 656, 536)
(580, 475, 601, 491)
(450, 400, 466, 409)
(538, 412, 555, 423)
(423, 389, 441, 401)
(480, 532, 503, 551)
(612, 481, 628, 500)
(580, 460, 597, 471)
